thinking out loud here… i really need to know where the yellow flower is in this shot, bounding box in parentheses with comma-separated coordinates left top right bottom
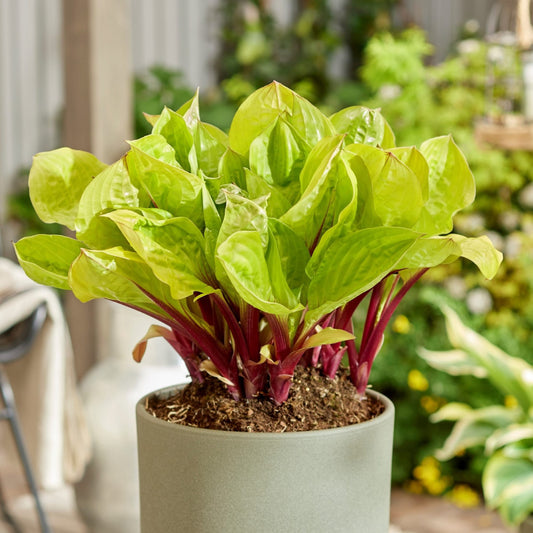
(392, 314, 411, 334)
(420, 395, 440, 413)
(504, 395, 518, 408)
(408, 369, 429, 391)
(404, 480, 424, 494)
(447, 484, 480, 508)
(425, 477, 451, 496)
(413, 457, 441, 483)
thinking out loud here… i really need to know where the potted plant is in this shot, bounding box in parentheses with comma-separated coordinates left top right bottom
(419, 306, 533, 532)
(14, 82, 501, 532)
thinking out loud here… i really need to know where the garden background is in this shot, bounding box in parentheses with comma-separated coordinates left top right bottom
(0, 0, 531, 519)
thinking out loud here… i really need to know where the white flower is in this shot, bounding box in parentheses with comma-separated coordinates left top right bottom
(378, 84, 401, 101)
(504, 234, 523, 258)
(466, 288, 493, 315)
(457, 39, 481, 56)
(519, 183, 533, 208)
(444, 276, 468, 299)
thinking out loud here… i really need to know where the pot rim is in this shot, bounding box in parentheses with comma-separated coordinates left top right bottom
(136, 383, 394, 440)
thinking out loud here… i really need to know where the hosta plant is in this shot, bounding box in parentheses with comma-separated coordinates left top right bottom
(419, 307, 533, 526)
(14, 82, 501, 405)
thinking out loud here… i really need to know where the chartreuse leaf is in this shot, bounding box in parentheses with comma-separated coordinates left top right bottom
(281, 135, 345, 247)
(14, 235, 83, 290)
(306, 227, 419, 324)
(217, 230, 302, 315)
(345, 144, 424, 228)
(268, 219, 310, 291)
(245, 169, 294, 218)
(348, 154, 380, 229)
(249, 117, 309, 186)
(129, 133, 179, 167)
(389, 146, 429, 201)
(219, 148, 247, 190)
(395, 235, 461, 271)
(104, 210, 215, 300)
(443, 306, 533, 412)
(330, 106, 395, 148)
(175, 90, 229, 177)
(75, 157, 147, 249)
(432, 406, 517, 461)
(201, 183, 222, 271)
(29, 147, 107, 229)
(228, 81, 335, 156)
(301, 327, 355, 350)
(127, 136, 204, 228)
(152, 107, 197, 173)
(193, 122, 228, 177)
(483, 453, 533, 525)
(448, 234, 503, 280)
(68, 247, 174, 318)
(216, 193, 269, 249)
(415, 135, 475, 234)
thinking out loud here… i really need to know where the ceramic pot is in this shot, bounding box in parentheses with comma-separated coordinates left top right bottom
(136, 385, 394, 533)
(520, 515, 533, 533)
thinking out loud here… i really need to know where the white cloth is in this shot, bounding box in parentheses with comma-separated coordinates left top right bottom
(0, 257, 91, 489)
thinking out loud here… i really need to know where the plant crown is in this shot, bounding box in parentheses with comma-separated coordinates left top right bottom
(15, 82, 502, 404)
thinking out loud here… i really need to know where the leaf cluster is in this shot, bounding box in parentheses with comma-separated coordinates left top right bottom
(14, 82, 500, 404)
(420, 307, 533, 526)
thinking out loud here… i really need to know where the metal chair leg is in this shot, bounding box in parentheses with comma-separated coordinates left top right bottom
(0, 368, 52, 533)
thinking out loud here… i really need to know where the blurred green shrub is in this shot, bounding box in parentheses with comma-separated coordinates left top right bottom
(362, 27, 533, 496)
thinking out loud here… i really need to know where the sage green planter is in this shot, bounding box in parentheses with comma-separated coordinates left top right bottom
(136, 386, 394, 533)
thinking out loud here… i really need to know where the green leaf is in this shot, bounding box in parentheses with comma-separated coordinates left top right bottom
(418, 347, 489, 378)
(306, 226, 419, 323)
(301, 327, 355, 350)
(14, 235, 83, 290)
(348, 154, 380, 229)
(486, 424, 533, 454)
(29, 147, 107, 229)
(152, 107, 197, 173)
(281, 135, 345, 247)
(429, 402, 474, 422)
(448, 235, 503, 280)
(389, 146, 429, 201)
(483, 453, 533, 525)
(229, 81, 335, 156)
(219, 148, 248, 190)
(345, 144, 424, 228)
(415, 135, 475, 234)
(216, 193, 269, 249)
(194, 122, 228, 177)
(217, 230, 302, 315)
(330, 106, 395, 148)
(245, 169, 294, 218)
(268, 219, 310, 291)
(443, 306, 533, 413)
(68, 246, 173, 318)
(432, 406, 515, 461)
(75, 157, 147, 248)
(104, 210, 215, 300)
(249, 117, 309, 186)
(127, 135, 204, 228)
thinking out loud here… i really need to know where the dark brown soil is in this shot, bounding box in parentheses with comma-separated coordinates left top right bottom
(145, 366, 385, 432)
